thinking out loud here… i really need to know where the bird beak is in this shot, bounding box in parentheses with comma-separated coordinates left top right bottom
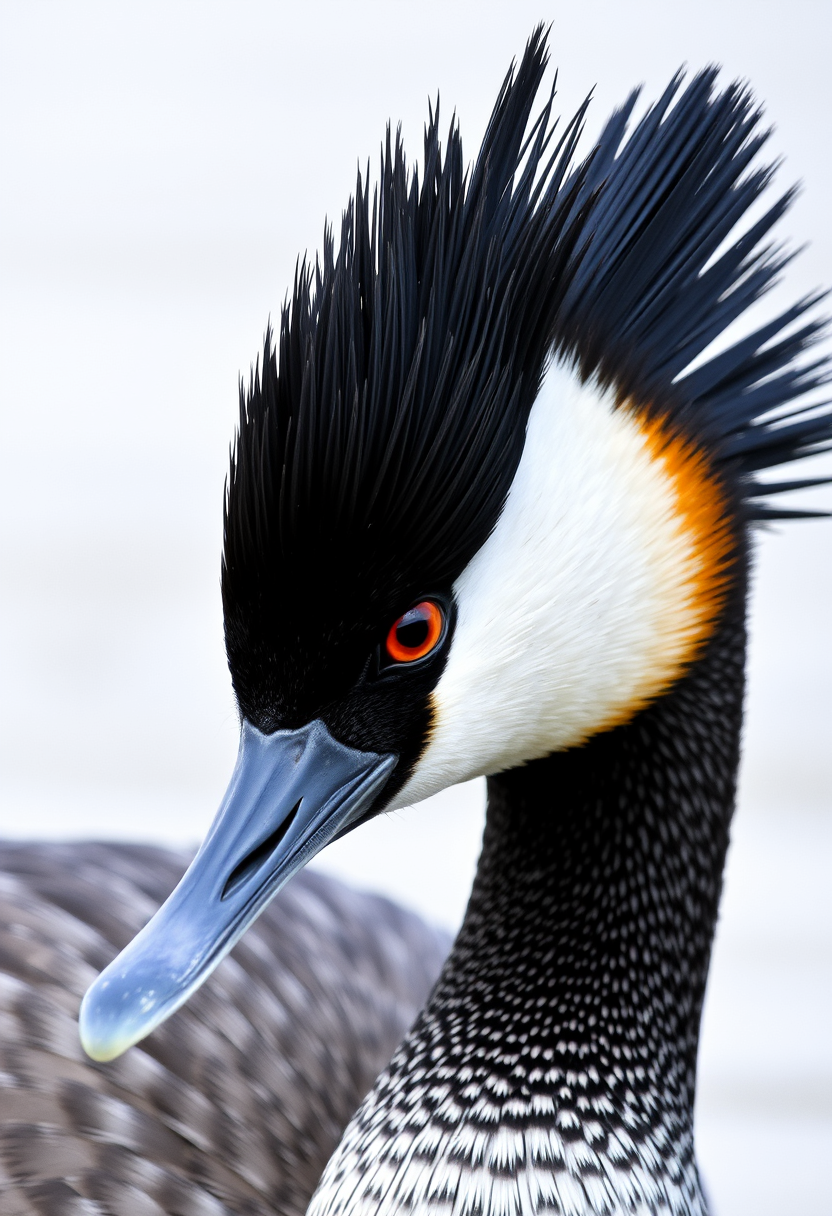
(79, 719, 397, 1062)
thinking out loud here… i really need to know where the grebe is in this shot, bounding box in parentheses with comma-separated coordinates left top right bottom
(13, 25, 832, 1215)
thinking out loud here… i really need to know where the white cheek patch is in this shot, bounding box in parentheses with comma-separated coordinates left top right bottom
(390, 360, 734, 810)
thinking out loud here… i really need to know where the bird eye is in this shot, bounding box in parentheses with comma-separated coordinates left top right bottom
(385, 601, 444, 664)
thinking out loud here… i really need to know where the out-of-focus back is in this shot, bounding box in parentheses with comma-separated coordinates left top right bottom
(0, 842, 449, 1216)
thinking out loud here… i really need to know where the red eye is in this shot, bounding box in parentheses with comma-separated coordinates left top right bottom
(385, 601, 444, 664)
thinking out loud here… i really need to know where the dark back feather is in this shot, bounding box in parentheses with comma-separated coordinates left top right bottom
(0, 843, 449, 1216)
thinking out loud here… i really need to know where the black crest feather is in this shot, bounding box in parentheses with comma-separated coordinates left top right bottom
(223, 28, 592, 724)
(554, 68, 830, 518)
(223, 26, 830, 728)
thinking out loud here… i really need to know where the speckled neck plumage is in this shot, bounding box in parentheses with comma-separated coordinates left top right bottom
(310, 579, 747, 1215)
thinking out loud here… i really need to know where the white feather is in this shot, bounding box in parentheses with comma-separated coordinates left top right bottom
(391, 360, 705, 811)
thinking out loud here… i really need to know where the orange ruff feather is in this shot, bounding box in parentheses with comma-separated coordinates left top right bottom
(636, 407, 737, 671)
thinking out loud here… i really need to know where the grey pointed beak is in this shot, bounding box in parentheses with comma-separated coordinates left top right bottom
(79, 719, 396, 1062)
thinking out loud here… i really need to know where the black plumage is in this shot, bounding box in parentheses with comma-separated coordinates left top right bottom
(222, 32, 590, 753)
(557, 70, 830, 515)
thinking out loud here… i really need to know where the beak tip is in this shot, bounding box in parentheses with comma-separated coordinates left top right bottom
(79, 1029, 124, 1064)
(80, 1036, 124, 1063)
(79, 979, 139, 1062)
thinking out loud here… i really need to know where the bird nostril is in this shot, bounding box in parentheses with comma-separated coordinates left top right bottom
(221, 801, 302, 901)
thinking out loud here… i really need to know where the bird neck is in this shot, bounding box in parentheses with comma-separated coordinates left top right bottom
(310, 602, 746, 1216)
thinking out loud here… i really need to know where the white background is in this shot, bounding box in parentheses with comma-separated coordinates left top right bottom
(0, 3, 829, 1212)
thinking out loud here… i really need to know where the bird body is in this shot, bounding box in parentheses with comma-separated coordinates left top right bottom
(4, 24, 831, 1216)
(0, 843, 449, 1214)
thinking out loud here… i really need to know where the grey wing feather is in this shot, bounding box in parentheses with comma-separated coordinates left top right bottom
(0, 842, 450, 1216)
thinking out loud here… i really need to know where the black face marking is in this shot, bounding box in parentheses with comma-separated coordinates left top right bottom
(314, 596, 457, 809)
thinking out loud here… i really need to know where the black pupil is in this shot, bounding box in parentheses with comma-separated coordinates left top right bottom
(396, 609, 430, 650)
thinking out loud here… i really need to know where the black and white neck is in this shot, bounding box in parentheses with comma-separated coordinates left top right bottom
(310, 579, 746, 1216)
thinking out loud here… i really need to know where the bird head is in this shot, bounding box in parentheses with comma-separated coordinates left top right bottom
(79, 28, 828, 1062)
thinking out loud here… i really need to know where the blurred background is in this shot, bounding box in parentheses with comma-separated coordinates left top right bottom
(0, 2, 829, 1212)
